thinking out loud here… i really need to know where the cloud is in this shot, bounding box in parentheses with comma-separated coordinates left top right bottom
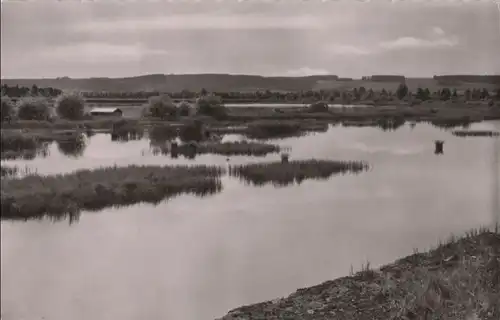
(39, 42, 169, 63)
(327, 44, 371, 56)
(432, 26, 445, 36)
(284, 67, 331, 77)
(73, 14, 328, 33)
(379, 36, 459, 50)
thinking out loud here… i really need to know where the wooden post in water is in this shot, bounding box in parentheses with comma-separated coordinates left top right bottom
(434, 140, 444, 155)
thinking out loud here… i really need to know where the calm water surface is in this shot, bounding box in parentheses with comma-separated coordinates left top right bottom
(1, 122, 499, 320)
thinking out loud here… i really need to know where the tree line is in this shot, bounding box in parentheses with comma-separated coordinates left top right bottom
(1, 84, 63, 98)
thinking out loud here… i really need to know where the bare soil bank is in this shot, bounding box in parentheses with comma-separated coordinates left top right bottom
(217, 228, 500, 320)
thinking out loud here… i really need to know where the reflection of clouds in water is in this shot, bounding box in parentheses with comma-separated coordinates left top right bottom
(349, 142, 425, 155)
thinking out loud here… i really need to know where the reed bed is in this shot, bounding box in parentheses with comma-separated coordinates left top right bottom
(152, 141, 281, 158)
(452, 130, 500, 137)
(230, 159, 368, 186)
(1, 164, 225, 219)
(196, 141, 280, 156)
(244, 120, 328, 140)
(148, 124, 178, 142)
(1, 165, 17, 177)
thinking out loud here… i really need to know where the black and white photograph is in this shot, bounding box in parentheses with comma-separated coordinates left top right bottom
(1, 0, 499, 319)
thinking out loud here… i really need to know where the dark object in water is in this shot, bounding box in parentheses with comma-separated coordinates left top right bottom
(435, 140, 444, 154)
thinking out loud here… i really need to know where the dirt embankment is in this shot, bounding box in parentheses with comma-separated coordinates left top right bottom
(216, 229, 500, 320)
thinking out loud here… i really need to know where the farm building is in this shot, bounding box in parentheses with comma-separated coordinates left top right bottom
(89, 107, 123, 117)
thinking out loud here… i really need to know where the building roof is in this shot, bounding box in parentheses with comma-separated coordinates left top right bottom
(89, 107, 122, 113)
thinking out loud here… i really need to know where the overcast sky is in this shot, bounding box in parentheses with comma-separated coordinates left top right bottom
(1, 0, 499, 79)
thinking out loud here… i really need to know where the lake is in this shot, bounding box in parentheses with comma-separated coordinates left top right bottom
(1, 121, 499, 320)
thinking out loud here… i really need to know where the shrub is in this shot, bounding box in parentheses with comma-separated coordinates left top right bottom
(149, 124, 178, 143)
(147, 94, 177, 120)
(178, 101, 194, 117)
(1, 97, 15, 122)
(55, 93, 85, 120)
(245, 120, 303, 139)
(308, 102, 329, 113)
(195, 95, 227, 119)
(179, 120, 205, 142)
(56, 134, 87, 158)
(16, 97, 50, 120)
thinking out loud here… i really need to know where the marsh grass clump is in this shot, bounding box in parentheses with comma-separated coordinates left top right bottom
(244, 120, 308, 139)
(148, 124, 178, 143)
(1, 164, 225, 220)
(230, 159, 368, 186)
(217, 227, 500, 320)
(430, 117, 475, 129)
(197, 141, 280, 156)
(1, 132, 39, 152)
(56, 133, 87, 158)
(452, 130, 500, 137)
(1, 165, 18, 178)
(111, 119, 144, 141)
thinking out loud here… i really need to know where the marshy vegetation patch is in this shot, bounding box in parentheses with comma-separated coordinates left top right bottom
(230, 159, 369, 186)
(452, 130, 500, 137)
(0, 165, 225, 220)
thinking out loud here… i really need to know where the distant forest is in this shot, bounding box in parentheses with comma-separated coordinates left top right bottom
(1, 84, 62, 98)
(2, 83, 498, 104)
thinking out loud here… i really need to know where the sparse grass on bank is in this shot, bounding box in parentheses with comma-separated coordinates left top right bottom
(0, 165, 225, 220)
(230, 159, 368, 186)
(452, 130, 500, 137)
(218, 227, 500, 320)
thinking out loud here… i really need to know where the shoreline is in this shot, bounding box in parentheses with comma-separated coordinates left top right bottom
(1, 103, 499, 131)
(216, 227, 500, 320)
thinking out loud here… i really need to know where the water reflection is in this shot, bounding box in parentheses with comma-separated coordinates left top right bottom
(1, 121, 499, 320)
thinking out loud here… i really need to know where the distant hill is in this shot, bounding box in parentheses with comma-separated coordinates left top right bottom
(1, 74, 498, 93)
(0, 74, 340, 93)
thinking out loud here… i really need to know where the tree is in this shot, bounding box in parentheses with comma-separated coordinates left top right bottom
(200, 88, 208, 96)
(147, 94, 177, 120)
(195, 94, 226, 118)
(55, 93, 85, 120)
(480, 88, 489, 100)
(396, 83, 408, 100)
(440, 88, 451, 101)
(416, 87, 430, 101)
(452, 88, 458, 98)
(464, 89, 472, 101)
(17, 97, 50, 120)
(358, 87, 367, 97)
(1, 97, 15, 122)
(31, 85, 39, 96)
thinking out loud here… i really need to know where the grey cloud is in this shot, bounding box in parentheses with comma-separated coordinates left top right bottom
(1, 0, 498, 78)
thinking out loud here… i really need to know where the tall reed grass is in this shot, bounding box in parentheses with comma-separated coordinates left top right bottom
(1, 165, 225, 219)
(230, 159, 368, 186)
